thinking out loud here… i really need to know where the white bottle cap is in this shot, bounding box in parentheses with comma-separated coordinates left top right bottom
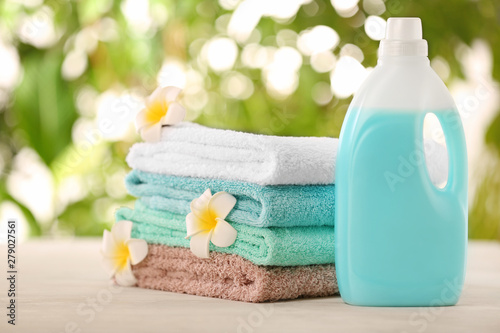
(379, 18, 428, 57)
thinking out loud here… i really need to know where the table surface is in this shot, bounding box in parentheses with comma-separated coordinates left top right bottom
(0, 239, 499, 333)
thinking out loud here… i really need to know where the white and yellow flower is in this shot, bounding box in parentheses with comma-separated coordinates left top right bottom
(185, 189, 238, 258)
(135, 86, 186, 142)
(101, 221, 148, 286)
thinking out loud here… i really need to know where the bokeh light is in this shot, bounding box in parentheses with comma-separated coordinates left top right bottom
(331, 0, 359, 17)
(17, 6, 60, 48)
(330, 56, 369, 98)
(0, 41, 21, 89)
(364, 15, 386, 41)
(221, 71, 254, 100)
(297, 25, 340, 56)
(206, 38, 239, 72)
(157, 59, 187, 88)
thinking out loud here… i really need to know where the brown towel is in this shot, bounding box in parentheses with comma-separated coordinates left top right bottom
(132, 244, 339, 303)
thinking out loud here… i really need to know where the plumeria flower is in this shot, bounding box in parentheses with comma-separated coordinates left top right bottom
(101, 221, 148, 286)
(135, 86, 186, 142)
(185, 189, 238, 258)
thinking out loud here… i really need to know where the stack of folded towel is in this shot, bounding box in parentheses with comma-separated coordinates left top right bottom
(115, 122, 448, 302)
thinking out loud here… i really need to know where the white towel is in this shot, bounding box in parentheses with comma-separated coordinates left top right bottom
(126, 122, 448, 186)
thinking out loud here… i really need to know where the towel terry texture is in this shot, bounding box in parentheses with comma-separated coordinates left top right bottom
(126, 122, 449, 186)
(125, 170, 335, 227)
(116, 201, 335, 266)
(132, 244, 339, 303)
(126, 122, 338, 185)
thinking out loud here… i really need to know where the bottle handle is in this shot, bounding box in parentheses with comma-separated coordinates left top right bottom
(433, 110, 468, 203)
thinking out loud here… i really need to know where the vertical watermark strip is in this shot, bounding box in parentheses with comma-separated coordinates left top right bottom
(6, 219, 17, 326)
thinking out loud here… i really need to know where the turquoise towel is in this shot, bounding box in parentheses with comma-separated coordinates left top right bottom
(125, 170, 335, 228)
(116, 201, 335, 266)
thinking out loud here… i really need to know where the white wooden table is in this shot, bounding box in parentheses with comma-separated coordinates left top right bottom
(0, 239, 499, 333)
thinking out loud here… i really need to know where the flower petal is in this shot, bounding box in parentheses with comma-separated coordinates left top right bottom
(135, 108, 150, 131)
(145, 87, 166, 107)
(146, 86, 182, 107)
(190, 188, 212, 214)
(111, 221, 133, 243)
(208, 192, 236, 219)
(162, 86, 182, 103)
(162, 102, 185, 125)
(126, 239, 148, 265)
(101, 255, 118, 278)
(211, 218, 237, 248)
(102, 229, 116, 256)
(189, 229, 213, 259)
(114, 259, 137, 287)
(140, 123, 162, 142)
(185, 212, 210, 239)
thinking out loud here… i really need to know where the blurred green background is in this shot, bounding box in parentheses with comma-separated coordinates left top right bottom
(0, 0, 499, 240)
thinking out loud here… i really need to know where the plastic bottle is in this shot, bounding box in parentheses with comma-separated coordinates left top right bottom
(335, 18, 468, 306)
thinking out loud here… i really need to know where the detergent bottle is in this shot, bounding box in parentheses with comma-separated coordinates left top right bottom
(335, 17, 467, 306)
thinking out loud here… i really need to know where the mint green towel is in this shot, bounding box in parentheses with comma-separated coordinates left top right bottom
(125, 170, 335, 228)
(116, 201, 335, 266)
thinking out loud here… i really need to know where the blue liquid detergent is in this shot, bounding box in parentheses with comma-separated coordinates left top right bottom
(335, 107, 468, 306)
